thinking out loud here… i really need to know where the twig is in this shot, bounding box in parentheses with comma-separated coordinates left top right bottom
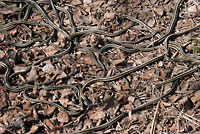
(179, 111, 200, 127)
(150, 86, 163, 134)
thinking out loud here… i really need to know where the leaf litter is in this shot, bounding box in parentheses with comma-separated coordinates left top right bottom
(0, 0, 200, 134)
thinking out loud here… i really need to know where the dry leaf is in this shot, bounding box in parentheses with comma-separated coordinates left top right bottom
(147, 18, 155, 27)
(0, 87, 8, 110)
(128, 96, 135, 103)
(0, 50, 5, 59)
(112, 59, 125, 66)
(14, 65, 28, 73)
(9, 92, 19, 101)
(57, 111, 69, 123)
(170, 123, 176, 132)
(141, 75, 150, 81)
(57, 71, 67, 79)
(28, 125, 38, 134)
(10, 28, 17, 36)
(90, 111, 105, 120)
(160, 69, 166, 80)
(154, 8, 164, 16)
(0, 124, 6, 134)
(42, 64, 55, 73)
(23, 101, 31, 111)
(187, 5, 197, 13)
(44, 45, 59, 56)
(82, 54, 96, 65)
(44, 119, 55, 130)
(83, 0, 92, 4)
(116, 94, 126, 104)
(134, 99, 142, 107)
(33, 107, 38, 120)
(43, 106, 56, 116)
(78, 15, 91, 24)
(191, 90, 200, 103)
(71, 0, 82, 5)
(26, 66, 37, 82)
(104, 12, 115, 21)
(91, 1, 104, 8)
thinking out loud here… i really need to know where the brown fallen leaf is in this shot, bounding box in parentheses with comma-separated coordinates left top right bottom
(112, 59, 125, 66)
(104, 12, 115, 21)
(116, 94, 126, 104)
(0, 50, 5, 59)
(44, 119, 55, 130)
(0, 87, 8, 110)
(0, 123, 6, 134)
(134, 99, 142, 107)
(187, 5, 197, 13)
(82, 54, 96, 65)
(43, 106, 56, 116)
(141, 75, 150, 81)
(71, 0, 82, 5)
(160, 69, 166, 80)
(32, 107, 38, 120)
(23, 100, 31, 111)
(191, 90, 200, 104)
(57, 111, 69, 123)
(28, 125, 39, 134)
(42, 64, 55, 74)
(147, 18, 155, 27)
(154, 8, 164, 16)
(90, 110, 105, 120)
(26, 66, 38, 82)
(9, 92, 19, 101)
(44, 45, 59, 56)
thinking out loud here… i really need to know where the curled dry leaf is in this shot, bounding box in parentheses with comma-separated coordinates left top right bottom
(117, 94, 126, 104)
(9, 92, 19, 101)
(141, 75, 150, 81)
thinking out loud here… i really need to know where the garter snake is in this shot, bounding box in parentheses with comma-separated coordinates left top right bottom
(73, 80, 178, 134)
(148, 0, 185, 47)
(0, 20, 55, 47)
(79, 54, 165, 106)
(155, 65, 200, 88)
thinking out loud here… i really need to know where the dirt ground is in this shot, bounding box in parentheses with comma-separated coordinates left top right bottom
(0, 0, 200, 133)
